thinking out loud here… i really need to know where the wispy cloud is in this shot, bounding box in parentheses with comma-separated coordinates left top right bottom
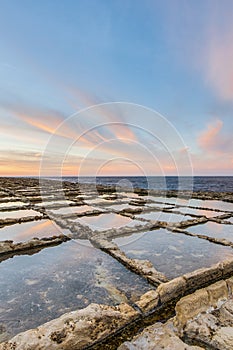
(188, 118, 233, 175)
(204, 34, 233, 101)
(197, 119, 233, 156)
(197, 119, 223, 153)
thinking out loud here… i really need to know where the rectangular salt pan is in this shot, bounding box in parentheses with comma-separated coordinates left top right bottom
(0, 240, 151, 339)
(74, 213, 143, 231)
(49, 205, 98, 215)
(106, 203, 136, 211)
(0, 219, 70, 242)
(144, 196, 233, 212)
(35, 200, 74, 207)
(172, 206, 220, 218)
(0, 201, 28, 208)
(135, 211, 193, 223)
(0, 209, 42, 220)
(114, 228, 233, 279)
(187, 221, 233, 242)
(84, 198, 112, 205)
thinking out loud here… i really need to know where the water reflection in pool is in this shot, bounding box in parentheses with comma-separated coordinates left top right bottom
(0, 220, 70, 243)
(75, 213, 142, 231)
(187, 221, 233, 242)
(135, 211, 193, 223)
(114, 228, 233, 279)
(0, 209, 42, 220)
(0, 240, 151, 339)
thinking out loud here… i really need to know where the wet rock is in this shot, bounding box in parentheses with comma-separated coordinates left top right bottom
(0, 235, 70, 257)
(0, 303, 139, 350)
(131, 258, 168, 284)
(90, 237, 119, 250)
(106, 247, 168, 285)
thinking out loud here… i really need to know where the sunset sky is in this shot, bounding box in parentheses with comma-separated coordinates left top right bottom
(0, 0, 233, 176)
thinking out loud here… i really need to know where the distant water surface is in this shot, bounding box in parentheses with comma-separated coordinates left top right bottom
(52, 176, 233, 192)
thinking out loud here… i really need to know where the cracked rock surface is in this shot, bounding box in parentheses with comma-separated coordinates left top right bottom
(118, 320, 204, 350)
(183, 299, 233, 350)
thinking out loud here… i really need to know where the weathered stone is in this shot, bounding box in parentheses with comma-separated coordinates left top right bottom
(0, 235, 70, 257)
(206, 280, 228, 308)
(118, 319, 204, 350)
(175, 288, 210, 331)
(184, 313, 219, 343)
(211, 327, 233, 350)
(91, 237, 118, 250)
(131, 259, 168, 284)
(218, 300, 233, 325)
(226, 276, 233, 296)
(219, 258, 233, 277)
(135, 290, 159, 313)
(107, 248, 168, 285)
(183, 263, 222, 291)
(0, 303, 139, 350)
(157, 276, 186, 304)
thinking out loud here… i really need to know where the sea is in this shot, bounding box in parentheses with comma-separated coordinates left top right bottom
(50, 176, 233, 193)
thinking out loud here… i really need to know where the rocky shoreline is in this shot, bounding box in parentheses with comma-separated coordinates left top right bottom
(0, 177, 232, 349)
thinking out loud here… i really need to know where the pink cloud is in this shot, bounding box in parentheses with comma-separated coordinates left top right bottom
(204, 28, 233, 100)
(197, 119, 223, 152)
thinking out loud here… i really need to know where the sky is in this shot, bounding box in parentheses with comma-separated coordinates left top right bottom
(0, 0, 233, 176)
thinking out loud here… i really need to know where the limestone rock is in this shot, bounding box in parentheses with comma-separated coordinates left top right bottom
(183, 264, 222, 292)
(175, 288, 210, 330)
(0, 303, 139, 350)
(182, 299, 233, 350)
(135, 290, 159, 313)
(206, 280, 228, 308)
(212, 327, 233, 350)
(220, 258, 233, 277)
(184, 313, 219, 343)
(226, 276, 233, 296)
(157, 276, 186, 304)
(118, 319, 204, 350)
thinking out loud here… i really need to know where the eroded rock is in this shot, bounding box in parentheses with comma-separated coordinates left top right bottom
(118, 319, 204, 350)
(0, 303, 139, 350)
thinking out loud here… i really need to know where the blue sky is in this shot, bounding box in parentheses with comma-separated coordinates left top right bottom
(0, 0, 233, 176)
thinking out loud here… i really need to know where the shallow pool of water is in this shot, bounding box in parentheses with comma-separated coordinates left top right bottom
(74, 213, 143, 231)
(106, 203, 136, 211)
(200, 200, 233, 212)
(0, 240, 151, 339)
(113, 228, 233, 279)
(187, 221, 233, 242)
(0, 201, 28, 209)
(84, 198, 114, 206)
(48, 205, 98, 216)
(0, 220, 70, 242)
(35, 200, 75, 208)
(145, 202, 174, 210)
(172, 207, 220, 218)
(135, 211, 193, 223)
(0, 209, 42, 220)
